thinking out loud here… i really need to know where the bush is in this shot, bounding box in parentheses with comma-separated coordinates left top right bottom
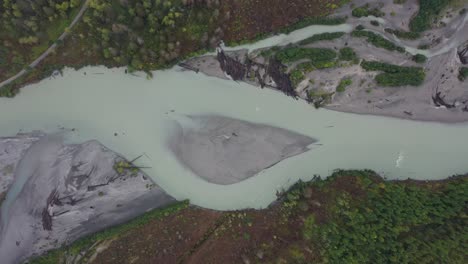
(361, 60, 425, 86)
(412, 54, 427, 63)
(384, 28, 421, 40)
(275, 47, 337, 65)
(289, 69, 305, 87)
(370, 20, 379, 27)
(336, 78, 352, 92)
(299, 32, 345, 45)
(352, 4, 385, 18)
(409, 0, 452, 32)
(355, 25, 365, 31)
(375, 72, 425, 86)
(459, 67, 468, 81)
(339, 47, 358, 61)
(352, 30, 405, 53)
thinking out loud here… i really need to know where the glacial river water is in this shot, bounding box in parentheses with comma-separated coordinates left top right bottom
(0, 24, 467, 210)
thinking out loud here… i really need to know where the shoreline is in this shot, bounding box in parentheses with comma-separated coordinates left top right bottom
(183, 55, 468, 124)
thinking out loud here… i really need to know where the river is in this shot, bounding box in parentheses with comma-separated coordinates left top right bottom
(0, 24, 467, 210)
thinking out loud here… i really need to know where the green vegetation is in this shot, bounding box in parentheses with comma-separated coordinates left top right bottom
(459, 67, 468, 81)
(275, 47, 337, 66)
(339, 47, 358, 62)
(409, 0, 453, 32)
(384, 28, 421, 40)
(412, 53, 428, 63)
(352, 4, 385, 18)
(28, 200, 189, 264)
(352, 30, 405, 53)
(289, 69, 305, 87)
(298, 32, 345, 45)
(361, 60, 425, 86)
(26, 170, 468, 263)
(336, 78, 352, 92)
(304, 170, 468, 263)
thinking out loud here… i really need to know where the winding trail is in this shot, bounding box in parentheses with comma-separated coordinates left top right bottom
(0, 0, 90, 89)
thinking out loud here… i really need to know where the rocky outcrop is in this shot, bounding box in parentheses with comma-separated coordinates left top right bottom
(0, 134, 175, 264)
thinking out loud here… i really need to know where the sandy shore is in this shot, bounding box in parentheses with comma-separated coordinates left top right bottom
(167, 115, 316, 185)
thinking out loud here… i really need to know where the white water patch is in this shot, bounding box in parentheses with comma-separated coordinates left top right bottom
(396, 151, 405, 168)
(0, 65, 467, 210)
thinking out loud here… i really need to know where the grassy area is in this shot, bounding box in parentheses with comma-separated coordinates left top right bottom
(27, 201, 189, 264)
(352, 30, 405, 53)
(361, 60, 425, 86)
(410, 0, 453, 32)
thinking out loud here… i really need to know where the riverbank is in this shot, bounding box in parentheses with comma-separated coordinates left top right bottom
(184, 0, 468, 123)
(0, 0, 347, 96)
(29, 170, 468, 264)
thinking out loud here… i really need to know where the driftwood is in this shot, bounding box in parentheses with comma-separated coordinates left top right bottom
(266, 59, 298, 99)
(458, 46, 468, 64)
(217, 47, 298, 98)
(42, 189, 59, 231)
(217, 50, 246, 80)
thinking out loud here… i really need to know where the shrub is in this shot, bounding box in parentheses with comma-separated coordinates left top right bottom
(412, 54, 427, 63)
(370, 20, 379, 27)
(361, 60, 425, 86)
(336, 78, 352, 92)
(355, 24, 365, 31)
(384, 28, 421, 40)
(418, 43, 430, 50)
(352, 4, 385, 18)
(299, 32, 345, 45)
(339, 47, 358, 61)
(459, 67, 468, 81)
(409, 0, 452, 32)
(352, 30, 405, 53)
(275, 47, 337, 65)
(289, 69, 305, 87)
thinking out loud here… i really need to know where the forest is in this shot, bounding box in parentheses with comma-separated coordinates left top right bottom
(29, 170, 468, 264)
